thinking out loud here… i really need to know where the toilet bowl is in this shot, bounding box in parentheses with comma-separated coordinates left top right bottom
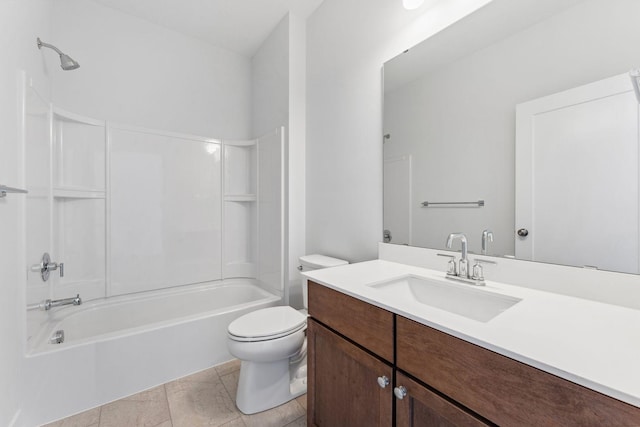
(226, 254, 348, 414)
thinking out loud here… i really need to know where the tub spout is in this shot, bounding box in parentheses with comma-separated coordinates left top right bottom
(42, 294, 82, 311)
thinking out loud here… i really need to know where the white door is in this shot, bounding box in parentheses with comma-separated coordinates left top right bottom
(515, 73, 639, 273)
(383, 155, 412, 245)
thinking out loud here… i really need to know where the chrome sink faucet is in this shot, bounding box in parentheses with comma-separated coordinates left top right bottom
(443, 233, 496, 286)
(446, 233, 469, 278)
(482, 229, 494, 255)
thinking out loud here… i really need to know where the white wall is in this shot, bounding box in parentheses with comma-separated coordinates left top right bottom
(252, 15, 289, 137)
(305, 0, 493, 262)
(251, 13, 308, 307)
(0, 2, 52, 425)
(383, 0, 640, 256)
(287, 13, 307, 308)
(50, 0, 252, 139)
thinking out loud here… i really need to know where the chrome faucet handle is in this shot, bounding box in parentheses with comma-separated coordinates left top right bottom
(437, 253, 457, 276)
(30, 253, 63, 281)
(472, 258, 497, 281)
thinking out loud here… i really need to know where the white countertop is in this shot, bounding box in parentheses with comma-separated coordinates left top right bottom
(303, 259, 640, 408)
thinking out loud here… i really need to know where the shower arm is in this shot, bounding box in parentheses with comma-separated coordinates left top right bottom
(37, 38, 64, 56)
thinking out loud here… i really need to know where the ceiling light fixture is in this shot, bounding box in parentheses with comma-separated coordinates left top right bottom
(403, 0, 424, 10)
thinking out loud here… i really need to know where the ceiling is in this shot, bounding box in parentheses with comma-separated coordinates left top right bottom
(92, 0, 325, 57)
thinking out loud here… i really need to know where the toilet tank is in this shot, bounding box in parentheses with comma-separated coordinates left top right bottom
(299, 254, 348, 309)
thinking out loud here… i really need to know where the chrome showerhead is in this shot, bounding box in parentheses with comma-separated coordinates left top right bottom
(59, 53, 80, 70)
(37, 37, 80, 71)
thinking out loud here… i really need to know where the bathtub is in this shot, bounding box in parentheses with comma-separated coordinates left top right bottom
(22, 279, 280, 427)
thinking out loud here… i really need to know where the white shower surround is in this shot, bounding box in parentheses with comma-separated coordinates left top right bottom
(25, 103, 285, 306)
(21, 91, 286, 425)
(24, 279, 279, 426)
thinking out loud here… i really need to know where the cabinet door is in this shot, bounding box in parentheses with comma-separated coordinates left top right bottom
(397, 316, 640, 425)
(307, 319, 393, 427)
(395, 372, 488, 427)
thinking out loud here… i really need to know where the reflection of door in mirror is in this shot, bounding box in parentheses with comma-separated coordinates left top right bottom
(516, 73, 639, 274)
(383, 155, 412, 245)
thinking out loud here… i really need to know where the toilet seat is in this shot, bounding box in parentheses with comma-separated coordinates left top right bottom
(228, 306, 307, 342)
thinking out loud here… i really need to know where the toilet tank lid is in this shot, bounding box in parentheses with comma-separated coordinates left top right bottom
(299, 254, 348, 269)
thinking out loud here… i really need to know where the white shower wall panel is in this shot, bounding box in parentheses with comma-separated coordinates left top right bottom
(109, 127, 222, 296)
(224, 201, 257, 278)
(53, 198, 106, 299)
(54, 113, 106, 190)
(224, 143, 257, 196)
(257, 128, 285, 294)
(24, 86, 53, 307)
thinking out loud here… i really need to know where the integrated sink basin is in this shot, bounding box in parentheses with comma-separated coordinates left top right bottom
(368, 275, 521, 322)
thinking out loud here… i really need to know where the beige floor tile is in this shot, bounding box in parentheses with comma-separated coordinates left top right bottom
(166, 376, 241, 427)
(43, 360, 305, 427)
(295, 394, 307, 411)
(240, 400, 305, 427)
(99, 385, 171, 427)
(214, 359, 241, 377)
(43, 407, 101, 427)
(219, 370, 240, 401)
(284, 415, 307, 427)
(218, 418, 247, 427)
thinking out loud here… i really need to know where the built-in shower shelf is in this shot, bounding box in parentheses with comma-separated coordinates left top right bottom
(223, 261, 256, 279)
(224, 139, 257, 147)
(53, 107, 105, 126)
(53, 187, 106, 199)
(224, 194, 257, 202)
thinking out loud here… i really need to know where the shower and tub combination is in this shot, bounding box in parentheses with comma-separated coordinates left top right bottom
(20, 42, 287, 422)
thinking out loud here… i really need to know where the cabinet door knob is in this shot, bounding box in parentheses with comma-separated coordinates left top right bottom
(377, 376, 390, 388)
(394, 386, 407, 400)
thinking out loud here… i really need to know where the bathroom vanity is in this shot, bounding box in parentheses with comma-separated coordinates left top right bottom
(305, 258, 640, 426)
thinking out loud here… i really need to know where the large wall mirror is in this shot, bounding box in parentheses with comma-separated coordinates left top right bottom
(383, 0, 640, 274)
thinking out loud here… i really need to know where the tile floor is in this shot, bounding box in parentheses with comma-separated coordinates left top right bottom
(43, 360, 307, 427)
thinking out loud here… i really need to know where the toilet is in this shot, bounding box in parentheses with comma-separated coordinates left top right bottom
(227, 254, 348, 414)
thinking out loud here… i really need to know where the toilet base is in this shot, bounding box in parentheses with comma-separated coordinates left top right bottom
(236, 357, 307, 414)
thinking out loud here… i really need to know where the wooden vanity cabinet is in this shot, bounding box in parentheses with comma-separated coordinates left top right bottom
(307, 280, 394, 361)
(307, 281, 486, 427)
(307, 282, 394, 427)
(396, 316, 640, 426)
(395, 371, 489, 427)
(307, 280, 640, 427)
(307, 319, 393, 427)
